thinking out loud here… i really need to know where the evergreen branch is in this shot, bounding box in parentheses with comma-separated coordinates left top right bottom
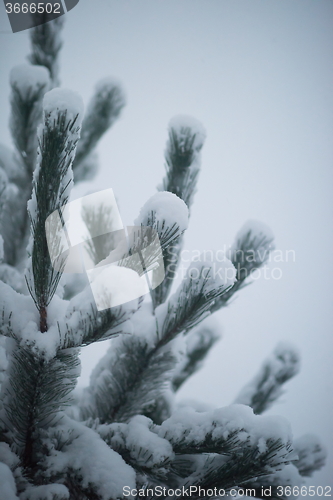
(149, 406, 295, 497)
(37, 415, 135, 500)
(133, 191, 189, 310)
(134, 192, 188, 252)
(81, 202, 116, 266)
(242, 464, 303, 500)
(162, 117, 205, 209)
(4, 66, 51, 268)
(26, 89, 83, 331)
(142, 391, 173, 426)
(159, 261, 235, 347)
(97, 416, 174, 481)
(210, 221, 275, 313)
(151, 238, 182, 308)
(0, 263, 24, 292)
(293, 434, 327, 477)
(29, 14, 64, 85)
(0, 157, 29, 267)
(0, 167, 8, 219)
(0, 341, 80, 473)
(0, 178, 30, 267)
(80, 334, 177, 424)
(172, 321, 221, 391)
(0, 335, 8, 397)
(0, 143, 24, 184)
(81, 261, 235, 425)
(58, 296, 137, 348)
(10, 65, 50, 176)
(156, 406, 292, 462)
(20, 483, 70, 500)
(234, 343, 300, 414)
(72, 79, 126, 181)
(178, 438, 293, 498)
(152, 117, 206, 307)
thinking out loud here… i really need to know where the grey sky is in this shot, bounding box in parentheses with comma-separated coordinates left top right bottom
(1, 0, 333, 487)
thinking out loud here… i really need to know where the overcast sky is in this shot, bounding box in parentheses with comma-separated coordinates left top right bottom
(1, 0, 333, 487)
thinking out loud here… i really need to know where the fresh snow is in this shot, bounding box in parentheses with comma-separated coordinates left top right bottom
(0, 336, 8, 386)
(0, 144, 20, 182)
(0, 442, 19, 470)
(234, 342, 300, 408)
(168, 115, 206, 152)
(20, 484, 69, 500)
(158, 404, 292, 456)
(0, 235, 3, 262)
(232, 219, 274, 252)
(0, 462, 18, 500)
(185, 253, 237, 292)
(99, 415, 174, 469)
(294, 434, 327, 475)
(10, 64, 50, 99)
(0, 281, 39, 339)
(43, 416, 135, 500)
(135, 191, 189, 234)
(43, 88, 84, 126)
(185, 316, 221, 353)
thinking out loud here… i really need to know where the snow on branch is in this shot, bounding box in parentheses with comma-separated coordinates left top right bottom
(243, 464, 303, 500)
(152, 116, 205, 307)
(135, 191, 189, 250)
(26, 88, 83, 331)
(0, 161, 24, 268)
(155, 405, 294, 494)
(293, 434, 327, 477)
(162, 115, 206, 208)
(81, 195, 118, 266)
(58, 286, 139, 348)
(157, 404, 292, 456)
(0, 167, 8, 225)
(38, 415, 135, 500)
(0, 462, 18, 500)
(20, 483, 69, 500)
(158, 256, 236, 345)
(97, 414, 174, 481)
(0, 343, 80, 469)
(79, 321, 177, 424)
(0, 145, 30, 268)
(172, 318, 221, 391)
(28, 14, 64, 85)
(211, 219, 275, 312)
(10, 64, 50, 176)
(73, 78, 126, 181)
(84, 257, 235, 426)
(134, 191, 189, 309)
(234, 342, 300, 414)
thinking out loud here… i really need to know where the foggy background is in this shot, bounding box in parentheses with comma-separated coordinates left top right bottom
(1, 0, 332, 488)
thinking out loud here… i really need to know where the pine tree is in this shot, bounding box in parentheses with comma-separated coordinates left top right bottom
(0, 17, 326, 500)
